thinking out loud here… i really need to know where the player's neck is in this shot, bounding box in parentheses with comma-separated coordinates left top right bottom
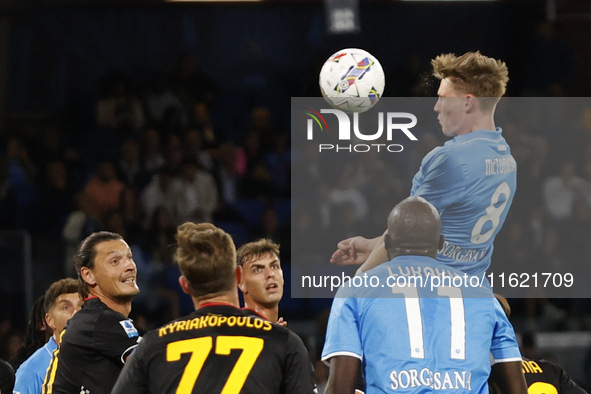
(390, 248, 438, 260)
(194, 290, 240, 310)
(244, 299, 279, 322)
(89, 291, 133, 317)
(452, 111, 495, 136)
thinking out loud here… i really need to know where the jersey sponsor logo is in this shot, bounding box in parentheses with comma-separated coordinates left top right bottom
(389, 368, 472, 391)
(119, 319, 139, 338)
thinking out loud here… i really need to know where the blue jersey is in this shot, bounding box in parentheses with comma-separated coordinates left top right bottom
(14, 337, 57, 394)
(322, 255, 521, 394)
(411, 128, 516, 276)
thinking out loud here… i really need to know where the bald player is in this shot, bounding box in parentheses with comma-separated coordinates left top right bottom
(322, 196, 527, 394)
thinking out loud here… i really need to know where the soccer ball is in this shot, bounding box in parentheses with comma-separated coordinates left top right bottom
(319, 48, 385, 113)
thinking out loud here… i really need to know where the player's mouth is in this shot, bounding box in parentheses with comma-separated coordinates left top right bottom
(121, 276, 136, 286)
(265, 283, 279, 292)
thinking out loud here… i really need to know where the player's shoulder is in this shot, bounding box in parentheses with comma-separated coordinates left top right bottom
(14, 342, 51, 386)
(93, 303, 134, 332)
(67, 298, 134, 338)
(61, 301, 102, 337)
(422, 143, 465, 169)
(15, 347, 43, 376)
(527, 358, 563, 373)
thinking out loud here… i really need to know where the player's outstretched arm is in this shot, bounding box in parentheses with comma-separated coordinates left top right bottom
(489, 361, 528, 394)
(330, 234, 383, 266)
(356, 234, 388, 274)
(324, 356, 360, 394)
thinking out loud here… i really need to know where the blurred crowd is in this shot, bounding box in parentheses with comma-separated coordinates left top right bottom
(0, 53, 293, 347)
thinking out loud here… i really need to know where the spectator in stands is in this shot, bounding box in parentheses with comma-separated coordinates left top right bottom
(0, 136, 38, 230)
(33, 158, 75, 240)
(140, 168, 176, 223)
(170, 157, 218, 224)
(141, 128, 165, 177)
(145, 74, 188, 130)
(84, 159, 126, 222)
(543, 160, 591, 222)
(117, 137, 147, 190)
(96, 70, 145, 131)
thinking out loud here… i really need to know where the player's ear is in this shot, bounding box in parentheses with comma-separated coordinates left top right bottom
(45, 312, 56, 332)
(178, 275, 191, 295)
(383, 232, 391, 253)
(80, 267, 96, 287)
(237, 267, 247, 294)
(236, 265, 243, 286)
(438, 235, 445, 250)
(465, 94, 476, 112)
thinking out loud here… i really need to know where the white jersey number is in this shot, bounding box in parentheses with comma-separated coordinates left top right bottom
(388, 272, 466, 360)
(470, 182, 511, 245)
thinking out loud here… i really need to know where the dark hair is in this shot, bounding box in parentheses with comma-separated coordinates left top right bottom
(43, 278, 80, 313)
(175, 222, 236, 298)
(74, 231, 123, 297)
(236, 239, 280, 267)
(9, 296, 48, 370)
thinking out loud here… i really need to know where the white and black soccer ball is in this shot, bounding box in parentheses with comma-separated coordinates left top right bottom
(319, 48, 385, 113)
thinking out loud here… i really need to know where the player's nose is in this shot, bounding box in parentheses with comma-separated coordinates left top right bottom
(124, 257, 136, 271)
(434, 98, 441, 112)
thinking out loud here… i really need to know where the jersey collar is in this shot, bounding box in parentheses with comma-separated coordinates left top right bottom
(199, 302, 240, 310)
(390, 255, 438, 265)
(453, 127, 503, 143)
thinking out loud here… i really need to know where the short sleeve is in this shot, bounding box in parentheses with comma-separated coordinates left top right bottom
(321, 297, 362, 363)
(490, 299, 522, 363)
(95, 311, 140, 364)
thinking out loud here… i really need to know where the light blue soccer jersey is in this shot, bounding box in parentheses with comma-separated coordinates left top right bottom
(411, 128, 517, 276)
(14, 337, 57, 394)
(322, 255, 522, 394)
